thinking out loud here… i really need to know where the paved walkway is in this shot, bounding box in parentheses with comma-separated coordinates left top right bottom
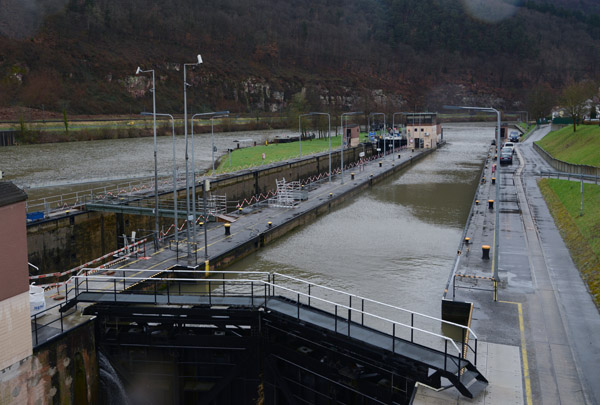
(415, 125, 600, 404)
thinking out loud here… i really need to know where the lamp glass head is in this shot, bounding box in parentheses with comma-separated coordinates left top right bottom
(136, 67, 142, 74)
(197, 54, 203, 64)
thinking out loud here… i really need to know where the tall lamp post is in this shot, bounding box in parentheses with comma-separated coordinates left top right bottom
(210, 113, 229, 176)
(190, 110, 229, 257)
(444, 105, 501, 292)
(298, 113, 312, 158)
(308, 112, 331, 183)
(183, 54, 202, 266)
(141, 112, 179, 251)
(135, 67, 159, 247)
(392, 112, 404, 158)
(515, 110, 528, 125)
(369, 112, 386, 159)
(340, 112, 363, 184)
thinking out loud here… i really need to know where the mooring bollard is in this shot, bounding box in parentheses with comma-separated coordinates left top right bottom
(482, 245, 490, 260)
(224, 223, 231, 236)
(351, 173, 355, 180)
(488, 199, 494, 209)
(492, 177, 496, 185)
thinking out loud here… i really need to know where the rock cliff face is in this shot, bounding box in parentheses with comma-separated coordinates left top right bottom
(0, 0, 598, 115)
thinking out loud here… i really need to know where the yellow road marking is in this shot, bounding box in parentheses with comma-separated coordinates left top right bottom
(499, 300, 533, 405)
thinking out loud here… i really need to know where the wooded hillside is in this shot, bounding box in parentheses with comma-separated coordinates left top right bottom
(0, 0, 598, 116)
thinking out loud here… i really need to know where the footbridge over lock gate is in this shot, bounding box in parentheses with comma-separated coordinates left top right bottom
(65, 270, 488, 404)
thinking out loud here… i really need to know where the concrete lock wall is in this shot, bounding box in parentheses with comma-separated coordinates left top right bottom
(0, 320, 98, 405)
(27, 145, 376, 274)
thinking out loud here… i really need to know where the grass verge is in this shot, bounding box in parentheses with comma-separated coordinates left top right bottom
(216, 132, 371, 173)
(538, 178, 600, 307)
(535, 125, 600, 167)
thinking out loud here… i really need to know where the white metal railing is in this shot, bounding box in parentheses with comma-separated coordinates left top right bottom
(70, 271, 472, 367)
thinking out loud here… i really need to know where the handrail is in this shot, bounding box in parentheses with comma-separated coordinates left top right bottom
(273, 272, 478, 340)
(269, 281, 463, 356)
(72, 273, 464, 357)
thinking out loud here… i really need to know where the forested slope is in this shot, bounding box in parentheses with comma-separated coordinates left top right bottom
(0, 0, 598, 115)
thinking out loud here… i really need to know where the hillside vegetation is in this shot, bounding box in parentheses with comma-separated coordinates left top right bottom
(0, 0, 599, 115)
(539, 178, 600, 307)
(536, 125, 600, 167)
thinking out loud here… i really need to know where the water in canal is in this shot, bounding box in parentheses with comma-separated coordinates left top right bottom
(225, 123, 493, 324)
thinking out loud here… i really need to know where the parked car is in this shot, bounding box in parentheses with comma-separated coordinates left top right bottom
(500, 150, 513, 165)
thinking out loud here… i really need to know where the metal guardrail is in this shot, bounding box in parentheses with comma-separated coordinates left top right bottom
(539, 170, 599, 184)
(69, 269, 476, 371)
(31, 301, 78, 347)
(533, 142, 600, 177)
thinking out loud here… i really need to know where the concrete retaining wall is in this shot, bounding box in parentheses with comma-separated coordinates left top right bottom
(27, 145, 377, 274)
(533, 142, 600, 176)
(0, 320, 98, 404)
(208, 148, 436, 270)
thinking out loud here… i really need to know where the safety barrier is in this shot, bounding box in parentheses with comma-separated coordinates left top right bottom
(29, 239, 147, 282)
(534, 142, 600, 177)
(70, 269, 473, 367)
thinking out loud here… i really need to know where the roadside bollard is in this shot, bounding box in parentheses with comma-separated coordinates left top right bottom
(475, 200, 479, 205)
(481, 176, 486, 184)
(351, 173, 355, 180)
(464, 237, 470, 244)
(482, 245, 490, 260)
(329, 193, 333, 198)
(268, 221, 272, 228)
(379, 162, 382, 167)
(238, 207, 243, 214)
(224, 223, 231, 236)
(488, 199, 494, 209)
(492, 177, 496, 185)
(199, 221, 204, 227)
(398, 154, 401, 159)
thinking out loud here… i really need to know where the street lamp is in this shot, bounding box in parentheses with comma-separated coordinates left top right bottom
(135, 66, 159, 248)
(444, 105, 501, 288)
(183, 54, 202, 266)
(210, 113, 230, 175)
(308, 112, 331, 183)
(340, 112, 363, 184)
(369, 112, 386, 159)
(298, 113, 312, 158)
(515, 110, 528, 125)
(191, 111, 229, 261)
(141, 112, 179, 251)
(392, 112, 404, 159)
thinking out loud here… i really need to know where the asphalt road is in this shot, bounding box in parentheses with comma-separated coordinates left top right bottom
(515, 126, 600, 404)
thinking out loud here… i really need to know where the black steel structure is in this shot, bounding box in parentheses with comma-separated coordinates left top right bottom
(72, 271, 487, 404)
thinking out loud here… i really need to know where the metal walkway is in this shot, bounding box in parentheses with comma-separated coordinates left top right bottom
(66, 270, 488, 399)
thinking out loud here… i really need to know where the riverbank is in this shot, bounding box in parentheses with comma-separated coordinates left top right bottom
(7, 116, 288, 145)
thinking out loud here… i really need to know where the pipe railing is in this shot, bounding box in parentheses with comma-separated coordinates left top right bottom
(71, 271, 472, 369)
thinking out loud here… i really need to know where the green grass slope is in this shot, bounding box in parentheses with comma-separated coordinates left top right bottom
(536, 125, 600, 167)
(539, 178, 600, 307)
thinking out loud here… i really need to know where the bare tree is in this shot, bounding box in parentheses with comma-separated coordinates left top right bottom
(561, 81, 595, 132)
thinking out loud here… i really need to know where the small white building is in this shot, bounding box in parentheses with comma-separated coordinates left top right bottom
(405, 113, 442, 149)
